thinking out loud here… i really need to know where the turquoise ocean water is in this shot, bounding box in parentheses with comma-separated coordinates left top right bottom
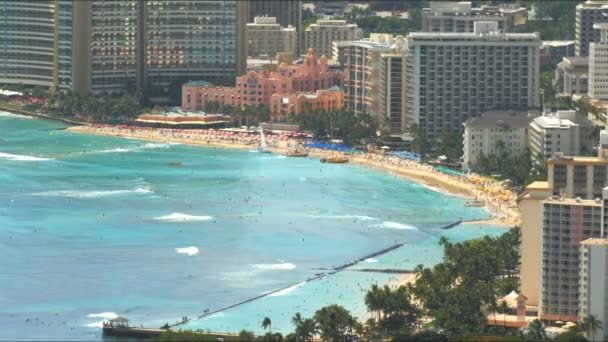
(0, 112, 507, 340)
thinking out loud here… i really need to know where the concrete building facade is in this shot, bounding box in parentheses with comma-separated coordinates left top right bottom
(529, 111, 583, 161)
(404, 22, 541, 140)
(379, 50, 407, 136)
(422, 1, 527, 33)
(333, 37, 393, 120)
(181, 48, 343, 119)
(247, 0, 302, 53)
(247, 17, 296, 58)
(0, 1, 60, 89)
(305, 20, 362, 58)
(580, 238, 608, 341)
(462, 111, 536, 170)
(1, 0, 248, 95)
(576, 0, 608, 57)
(555, 57, 589, 97)
(589, 23, 608, 100)
(270, 86, 344, 120)
(519, 132, 608, 322)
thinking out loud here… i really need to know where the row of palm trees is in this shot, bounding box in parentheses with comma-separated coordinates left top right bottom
(258, 305, 359, 341)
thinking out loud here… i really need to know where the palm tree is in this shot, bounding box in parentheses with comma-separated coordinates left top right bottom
(581, 315, 604, 341)
(499, 300, 509, 328)
(526, 319, 547, 340)
(262, 317, 272, 334)
(292, 312, 302, 326)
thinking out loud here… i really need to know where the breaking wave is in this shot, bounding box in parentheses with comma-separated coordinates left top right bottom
(155, 213, 213, 222)
(175, 246, 199, 256)
(76, 143, 175, 156)
(0, 152, 52, 161)
(32, 188, 152, 198)
(370, 221, 417, 230)
(84, 312, 119, 328)
(269, 281, 306, 297)
(251, 262, 296, 270)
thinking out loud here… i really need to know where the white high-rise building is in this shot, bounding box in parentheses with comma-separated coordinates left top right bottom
(528, 111, 583, 161)
(305, 20, 362, 57)
(589, 23, 608, 100)
(404, 21, 540, 140)
(580, 238, 608, 342)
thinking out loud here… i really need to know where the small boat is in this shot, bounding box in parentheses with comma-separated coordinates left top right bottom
(256, 127, 271, 153)
(465, 199, 485, 207)
(321, 156, 349, 164)
(168, 162, 182, 167)
(287, 150, 308, 157)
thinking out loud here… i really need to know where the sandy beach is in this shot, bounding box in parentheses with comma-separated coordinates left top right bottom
(66, 124, 521, 227)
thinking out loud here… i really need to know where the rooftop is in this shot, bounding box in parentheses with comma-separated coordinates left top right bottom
(464, 110, 537, 128)
(542, 40, 575, 47)
(526, 181, 550, 190)
(408, 31, 540, 42)
(531, 115, 577, 129)
(581, 238, 608, 245)
(542, 196, 602, 207)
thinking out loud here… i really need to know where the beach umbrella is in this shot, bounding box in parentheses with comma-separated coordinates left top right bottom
(381, 146, 390, 150)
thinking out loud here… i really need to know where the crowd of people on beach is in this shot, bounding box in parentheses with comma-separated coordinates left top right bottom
(75, 124, 519, 223)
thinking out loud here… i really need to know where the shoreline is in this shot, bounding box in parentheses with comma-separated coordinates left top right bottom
(0, 105, 84, 125)
(65, 124, 520, 226)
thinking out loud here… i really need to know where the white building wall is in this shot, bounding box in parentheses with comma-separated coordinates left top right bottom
(580, 242, 608, 341)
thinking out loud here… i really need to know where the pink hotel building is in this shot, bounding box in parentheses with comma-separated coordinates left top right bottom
(181, 49, 344, 120)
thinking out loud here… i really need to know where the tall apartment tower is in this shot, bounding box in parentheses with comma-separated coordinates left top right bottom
(305, 20, 362, 58)
(576, 0, 608, 57)
(580, 238, 608, 341)
(589, 23, 608, 100)
(247, 16, 296, 58)
(333, 35, 394, 118)
(143, 0, 247, 91)
(404, 22, 540, 140)
(422, 1, 527, 33)
(1, 0, 248, 96)
(521, 130, 608, 322)
(248, 0, 302, 53)
(0, 1, 58, 89)
(334, 34, 407, 138)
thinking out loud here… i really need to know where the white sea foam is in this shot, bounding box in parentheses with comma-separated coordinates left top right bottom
(252, 262, 296, 270)
(201, 312, 226, 320)
(363, 258, 379, 263)
(299, 177, 307, 182)
(32, 188, 152, 198)
(419, 182, 465, 198)
(0, 152, 52, 161)
(277, 155, 287, 159)
(155, 213, 213, 222)
(370, 221, 417, 230)
(175, 246, 199, 256)
(87, 312, 118, 319)
(0, 111, 32, 119)
(313, 214, 378, 221)
(269, 281, 306, 297)
(84, 312, 118, 328)
(77, 143, 175, 156)
(84, 321, 104, 328)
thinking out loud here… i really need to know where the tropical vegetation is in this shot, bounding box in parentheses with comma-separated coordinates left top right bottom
(150, 228, 532, 342)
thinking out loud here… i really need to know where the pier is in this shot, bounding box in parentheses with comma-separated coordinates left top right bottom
(439, 220, 462, 230)
(349, 268, 414, 274)
(166, 243, 404, 329)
